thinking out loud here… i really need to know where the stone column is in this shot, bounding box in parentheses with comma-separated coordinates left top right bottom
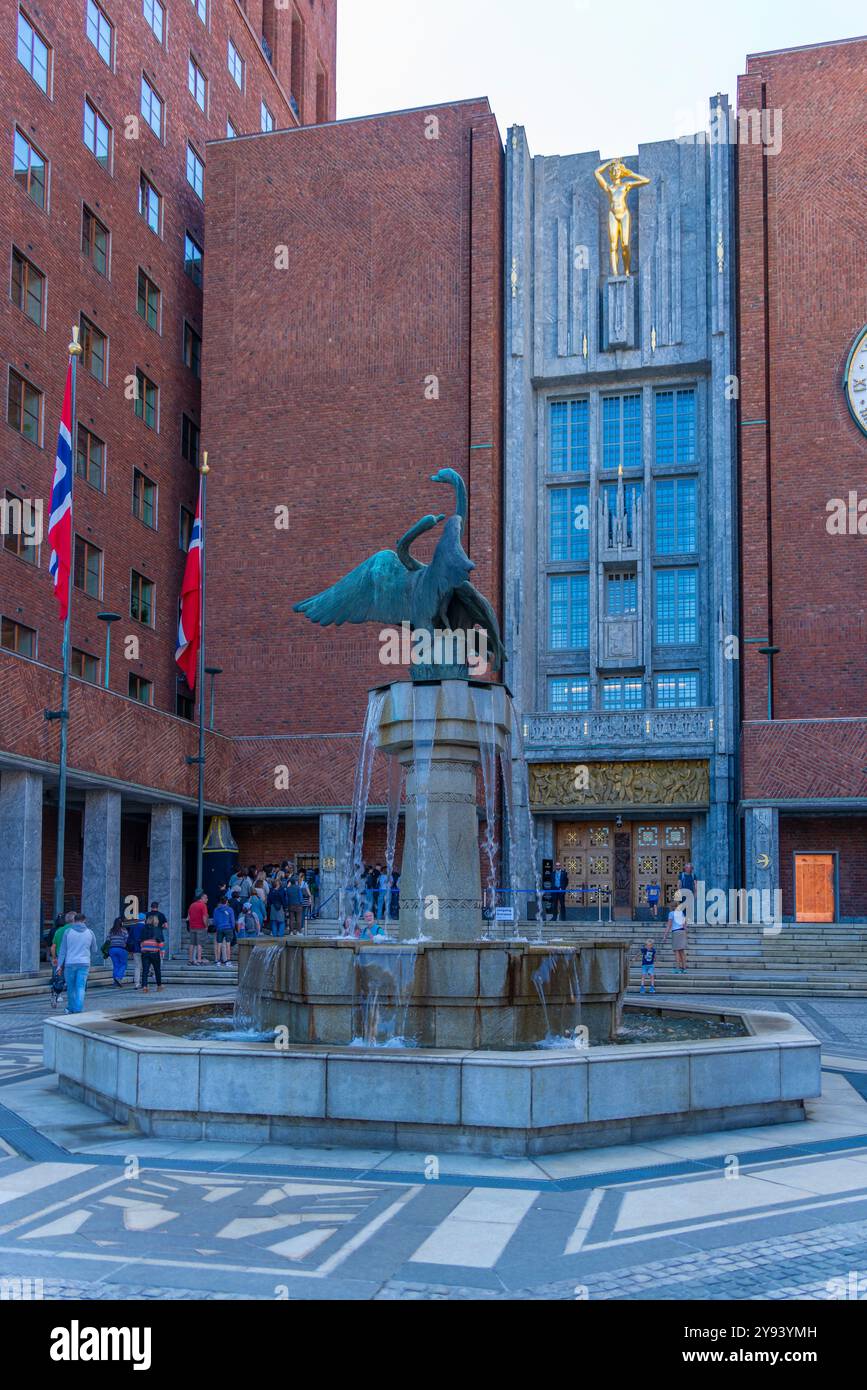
(0, 770, 43, 974)
(81, 789, 121, 947)
(744, 806, 780, 921)
(148, 804, 184, 957)
(319, 811, 350, 921)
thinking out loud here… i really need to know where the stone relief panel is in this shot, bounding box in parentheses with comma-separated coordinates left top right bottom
(530, 759, 710, 809)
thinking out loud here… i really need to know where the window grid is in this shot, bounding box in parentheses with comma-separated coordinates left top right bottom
(3, 491, 39, 564)
(602, 678, 644, 711)
(7, 370, 41, 443)
(129, 673, 153, 705)
(549, 574, 589, 650)
(143, 0, 164, 43)
(72, 648, 100, 683)
(184, 233, 203, 285)
(655, 388, 697, 465)
(549, 399, 589, 473)
(549, 485, 589, 562)
(655, 477, 697, 555)
(134, 370, 158, 430)
(548, 677, 590, 713)
(602, 394, 642, 471)
(179, 506, 194, 551)
(80, 317, 107, 383)
(655, 568, 698, 645)
(132, 470, 157, 529)
(191, 0, 207, 23)
(186, 144, 204, 199)
(74, 536, 102, 599)
(1, 616, 36, 657)
(76, 426, 105, 490)
(183, 322, 202, 376)
(139, 174, 161, 234)
(141, 76, 163, 139)
(137, 269, 160, 331)
(181, 414, 200, 466)
(261, 101, 274, 132)
(131, 570, 155, 626)
(11, 249, 44, 327)
(13, 130, 48, 209)
(228, 39, 244, 89)
(606, 571, 638, 616)
(82, 207, 109, 276)
(656, 672, 699, 709)
(189, 56, 207, 111)
(84, 99, 112, 169)
(86, 0, 112, 65)
(17, 9, 50, 92)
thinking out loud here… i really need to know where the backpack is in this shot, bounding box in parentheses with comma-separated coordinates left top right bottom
(100, 938, 112, 959)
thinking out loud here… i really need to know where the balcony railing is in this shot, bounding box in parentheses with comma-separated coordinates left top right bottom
(523, 707, 715, 750)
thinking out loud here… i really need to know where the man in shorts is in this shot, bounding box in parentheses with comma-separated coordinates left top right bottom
(187, 891, 209, 965)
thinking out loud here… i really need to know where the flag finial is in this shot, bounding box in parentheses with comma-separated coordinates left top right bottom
(68, 325, 82, 357)
(200, 450, 210, 475)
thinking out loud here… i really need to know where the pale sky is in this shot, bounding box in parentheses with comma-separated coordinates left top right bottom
(337, 0, 863, 156)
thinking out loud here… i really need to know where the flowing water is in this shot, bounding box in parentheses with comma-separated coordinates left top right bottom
(345, 689, 387, 918)
(410, 684, 437, 939)
(470, 685, 500, 921)
(233, 943, 283, 1033)
(531, 950, 582, 1046)
(351, 947, 419, 1047)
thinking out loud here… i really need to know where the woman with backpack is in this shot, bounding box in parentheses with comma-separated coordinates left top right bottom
(104, 917, 129, 987)
(140, 910, 167, 992)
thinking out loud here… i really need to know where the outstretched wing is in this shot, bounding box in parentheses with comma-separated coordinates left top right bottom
(294, 549, 412, 627)
(446, 581, 507, 670)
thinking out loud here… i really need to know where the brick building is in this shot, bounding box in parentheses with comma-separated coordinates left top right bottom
(738, 37, 867, 921)
(0, 0, 336, 967)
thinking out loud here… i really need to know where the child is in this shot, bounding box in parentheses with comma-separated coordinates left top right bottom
(646, 881, 660, 919)
(639, 939, 657, 994)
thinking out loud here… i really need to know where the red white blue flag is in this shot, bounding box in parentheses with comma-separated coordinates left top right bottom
(47, 362, 74, 621)
(175, 476, 203, 689)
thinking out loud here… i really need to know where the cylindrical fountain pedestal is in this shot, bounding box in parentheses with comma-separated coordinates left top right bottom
(377, 679, 512, 942)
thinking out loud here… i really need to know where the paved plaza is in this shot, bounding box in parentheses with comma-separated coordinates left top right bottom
(1, 987, 866, 1300)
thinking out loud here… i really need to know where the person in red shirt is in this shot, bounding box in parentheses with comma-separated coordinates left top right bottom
(187, 892, 209, 965)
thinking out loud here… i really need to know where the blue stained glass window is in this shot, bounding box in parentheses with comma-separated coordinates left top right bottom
(655, 388, 696, 464)
(655, 478, 696, 554)
(602, 678, 644, 711)
(548, 678, 590, 713)
(656, 569, 698, 645)
(549, 574, 589, 650)
(656, 672, 699, 708)
(549, 485, 589, 561)
(602, 394, 642, 470)
(549, 399, 589, 473)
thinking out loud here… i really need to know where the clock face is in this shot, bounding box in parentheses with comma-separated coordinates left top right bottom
(844, 326, 867, 437)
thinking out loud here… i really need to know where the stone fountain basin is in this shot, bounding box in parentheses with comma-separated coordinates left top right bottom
(236, 938, 628, 1048)
(44, 1000, 821, 1158)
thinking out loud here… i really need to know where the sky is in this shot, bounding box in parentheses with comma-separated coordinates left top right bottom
(336, 0, 863, 156)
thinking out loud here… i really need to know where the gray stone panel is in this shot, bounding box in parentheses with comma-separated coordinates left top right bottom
(81, 789, 121, 945)
(0, 769, 43, 973)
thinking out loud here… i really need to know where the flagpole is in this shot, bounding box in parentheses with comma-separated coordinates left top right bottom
(52, 326, 81, 922)
(194, 452, 209, 896)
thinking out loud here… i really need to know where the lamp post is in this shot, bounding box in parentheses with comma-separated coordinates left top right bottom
(96, 611, 122, 689)
(758, 646, 780, 721)
(205, 665, 222, 731)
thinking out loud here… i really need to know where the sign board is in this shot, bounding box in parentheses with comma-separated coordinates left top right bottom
(495, 906, 515, 922)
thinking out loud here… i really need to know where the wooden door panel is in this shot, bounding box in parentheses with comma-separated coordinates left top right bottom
(795, 854, 834, 923)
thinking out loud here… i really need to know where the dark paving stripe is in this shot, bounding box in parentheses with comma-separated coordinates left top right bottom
(0, 1069, 52, 1089)
(0, 1101, 69, 1161)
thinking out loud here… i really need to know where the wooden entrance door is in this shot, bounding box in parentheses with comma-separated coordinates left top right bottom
(634, 822, 691, 913)
(556, 823, 614, 913)
(795, 854, 835, 923)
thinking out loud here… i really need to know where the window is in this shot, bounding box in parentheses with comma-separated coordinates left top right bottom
(179, 506, 194, 551)
(186, 144, 204, 198)
(549, 399, 589, 473)
(655, 388, 697, 465)
(188, 55, 207, 111)
(184, 232, 203, 285)
(183, 322, 201, 376)
(655, 477, 697, 555)
(84, 99, 112, 170)
(656, 672, 699, 709)
(143, 0, 164, 43)
(86, 0, 113, 66)
(17, 8, 50, 92)
(132, 469, 157, 528)
(72, 648, 100, 683)
(226, 117, 237, 139)
(548, 677, 590, 713)
(73, 536, 102, 598)
(261, 100, 274, 132)
(602, 678, 644, 711)
(131, 570, 155, 626)
(80, 316, 107, 382)
(129, 673, 153, 705)
(7, 370, 41, 443)
(181, 414, 200, 465)
(602, 481, 643, 545)
(191, 0, 207, 22)
(176, 688, 195, 720)
(139, 173, 162, 234)
(2, 491, 39, 564)
(606, 571, 638, 616)
(655, 569, 698, 645)
(141, 76, 164, 139)
(1, 616, 36, 657)
(11, 249, 44, 327)
(549, 485, 589, 562)
(13, 130, 48, 209)
(137, 269, 160, 330)
(228, 39, 244, 89)
(549, 574, 589, 650)
(82, 207, 109, 276)
(76, 426, 105, 490)
(602, 393, 641, 471)
(134, 369, 158, 429)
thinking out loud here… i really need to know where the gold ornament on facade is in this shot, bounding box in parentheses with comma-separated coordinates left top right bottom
(529, 760, 710, 809)
(594, 158, 650, 277)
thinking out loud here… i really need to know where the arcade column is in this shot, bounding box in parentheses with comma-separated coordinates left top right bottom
(81, 789, 121, 945)
(0, 770, 43, 974)
(148, 804, 184, 957)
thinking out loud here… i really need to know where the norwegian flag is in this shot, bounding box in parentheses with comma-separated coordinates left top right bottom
(47, 362, 74, 621)
(175, 476, 203, 690)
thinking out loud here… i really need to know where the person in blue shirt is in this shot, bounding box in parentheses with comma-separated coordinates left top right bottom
(212, 896, 236, 966)
(646, 881, 661, 919)
(639, 940, 657, 995)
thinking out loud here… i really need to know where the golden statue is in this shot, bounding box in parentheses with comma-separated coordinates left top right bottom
(594, 158, 650, 277)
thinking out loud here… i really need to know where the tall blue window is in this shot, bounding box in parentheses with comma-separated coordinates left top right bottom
(548, 677, 590, 713)
(656, 672, 699, 708)
(606, 572, 637, 616)
(602, 678, 644, 711)
(549, 399, 589, 473)
(655, 478, 697, 554)
(655, 388, 696, 464)
(602, 394, 642, 471)
(549, 574, 589, 649)
(549, 485, 589, 561)
(655, 569, 698, 645)
(602, 481, 643, 545)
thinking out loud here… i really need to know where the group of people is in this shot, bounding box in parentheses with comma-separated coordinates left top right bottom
(354, 865, 400, 920)
(185, 862, 320, 965)
(49, 900, 169, 1013)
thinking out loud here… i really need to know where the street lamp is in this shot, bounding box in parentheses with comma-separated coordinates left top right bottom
(758, 646, 780, 721)
(96, 612, 122, 689)
(205, 666, 222, 730)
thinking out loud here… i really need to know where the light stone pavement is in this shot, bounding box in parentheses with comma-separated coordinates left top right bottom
(1, 986, 867, 1301)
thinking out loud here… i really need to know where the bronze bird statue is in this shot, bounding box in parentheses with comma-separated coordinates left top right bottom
(293, 468, 505, 677)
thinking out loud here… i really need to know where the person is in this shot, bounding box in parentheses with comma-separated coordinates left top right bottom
(310, 866, 320, 917)
(267, 880, 287, 937)
(550, 861, 569, 922)
(377, 866, 389, 920)
(297, 871, 313, 930)
(107, 917, 129, 987)
(51, 911, 76, 967)
(187, 891, 209, 965)
(365, 865, 378, 912)
(639, 939, 657, 995)
(126, 912, 146, 988)
(286, 877, 304, 935)
(340, 915, 356, 939)
(248, 890, 266, 934)
(145, 901, 168, 958)
(57, 913, 96, 1014)
(390, 869, 400, 921)
(678, 862, 696, 921)
(357, 910, 377, 940)
(237, 900, 259, 937)
(140, 911, 166, 992)
(664, 896, 689, 974)
(212, 895, 236, 965)
(646, 880, 661, 920)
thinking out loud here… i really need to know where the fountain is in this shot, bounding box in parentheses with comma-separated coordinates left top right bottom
(44, 468, 822, 1155)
